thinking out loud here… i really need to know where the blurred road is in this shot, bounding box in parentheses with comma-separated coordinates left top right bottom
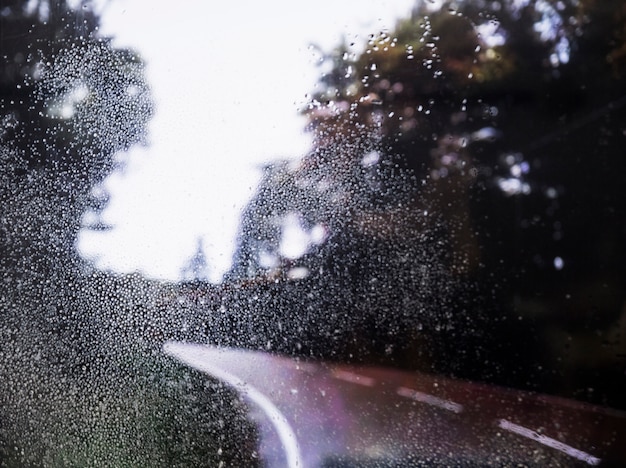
(164, 341, 626, 467)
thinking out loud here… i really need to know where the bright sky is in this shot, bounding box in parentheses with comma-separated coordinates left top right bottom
(77, 0, 416, 282)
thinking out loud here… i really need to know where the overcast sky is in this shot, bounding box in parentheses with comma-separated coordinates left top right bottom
(77, 0, 416, 282)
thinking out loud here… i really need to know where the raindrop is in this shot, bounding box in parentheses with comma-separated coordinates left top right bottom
(553, 257, 564, 270)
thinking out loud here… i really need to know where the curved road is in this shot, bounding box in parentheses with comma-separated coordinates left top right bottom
(164, 341, 626, 467)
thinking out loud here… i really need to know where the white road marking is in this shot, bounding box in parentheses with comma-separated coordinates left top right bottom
(396, 386, 464, 413)
(498, 419, 601, 466)
(332, 369, 376, 387)
(163, 342, 303, 468)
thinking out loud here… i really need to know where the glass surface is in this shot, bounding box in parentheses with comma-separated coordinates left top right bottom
(1, 0, 625, 466)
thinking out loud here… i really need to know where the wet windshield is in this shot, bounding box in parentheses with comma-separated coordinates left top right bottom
(1, 0, 625, 466)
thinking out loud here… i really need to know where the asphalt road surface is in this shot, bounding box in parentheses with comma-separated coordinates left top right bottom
(164, 341, 626, 467)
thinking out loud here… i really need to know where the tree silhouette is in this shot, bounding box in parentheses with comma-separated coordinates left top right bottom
(181, 238, 211, 282)
(227, 0, 626, 406)
(1, 0, 153, 277)
(0, 1, 258, 464)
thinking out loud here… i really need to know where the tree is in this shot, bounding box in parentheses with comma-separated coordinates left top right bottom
(227, 0, 626, 405)
(0, 1, 259, 464)
(181, 238, 211, 282)
(301, 0, 626, 296)
(1, 0, 153, 278)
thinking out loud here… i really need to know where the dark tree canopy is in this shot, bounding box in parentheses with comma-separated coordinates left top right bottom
(1, 0, 151, 173)
(297, 0, 626, 309)
(1, 0, 153, 275)
(0, 2, 259, 465)
(226, 0, 626, 407)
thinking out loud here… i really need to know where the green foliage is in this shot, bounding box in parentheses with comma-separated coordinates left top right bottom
(0, 268, 261, 467)
(305, 0, 625, 133)
(0, 1, 260, 465)
(1, 0, 152, 188)
(0, 349, 258, 467)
